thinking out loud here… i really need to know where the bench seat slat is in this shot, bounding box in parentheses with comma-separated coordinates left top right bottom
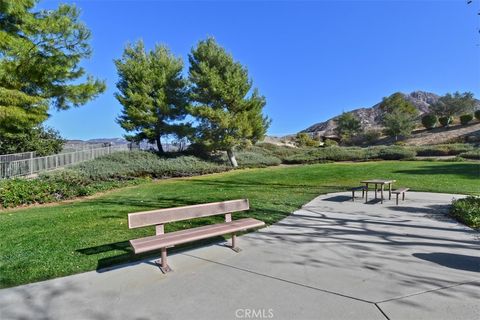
(392, 188, 409, 194)
(130, 218, 265, 254)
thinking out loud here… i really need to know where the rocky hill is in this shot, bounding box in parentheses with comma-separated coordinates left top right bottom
(301, 91, 478, 138)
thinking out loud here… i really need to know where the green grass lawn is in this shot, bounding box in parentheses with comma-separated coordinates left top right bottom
(0, 161, 478, 288)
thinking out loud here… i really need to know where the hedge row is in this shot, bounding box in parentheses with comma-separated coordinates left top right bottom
(0, 152, 230, 208)
(282, 146, 416, 164)
(414, 144, 474, 156)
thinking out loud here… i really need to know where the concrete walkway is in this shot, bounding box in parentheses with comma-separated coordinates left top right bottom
(1, 192, 479, 320)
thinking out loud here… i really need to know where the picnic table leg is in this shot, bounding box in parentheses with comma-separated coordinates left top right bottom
(389, 183, 392, 200)
(374, 184, 378, 199)
(365, 184, 368, 203)
(381, 184, 384, 204)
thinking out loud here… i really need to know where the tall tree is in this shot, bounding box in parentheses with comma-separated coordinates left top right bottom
(188, 38, 270, 167)
(429, 92, 476, 118)
(380, 93, 419, 141)
(115, 41, 190, 153)
(0, 0, 105, 152)
(335, 112, 361, 144)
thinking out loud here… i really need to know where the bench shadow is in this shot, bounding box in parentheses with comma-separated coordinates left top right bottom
(413, 252, 480, 272)
(76, 236, 229, 273)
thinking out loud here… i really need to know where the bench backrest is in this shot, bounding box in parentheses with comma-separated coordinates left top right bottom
(128, 199, 250, 229)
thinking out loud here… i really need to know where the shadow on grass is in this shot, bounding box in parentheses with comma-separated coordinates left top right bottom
(393, 163, 480, 179)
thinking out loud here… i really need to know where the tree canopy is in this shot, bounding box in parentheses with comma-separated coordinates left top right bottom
(380, 93, 419, 141)
(0, 0, 105, 153)
(429, 92, 476, 118)
(188, 38, 270, 167)
(335, 112, 362, 144)
(115, 41, 190, 153)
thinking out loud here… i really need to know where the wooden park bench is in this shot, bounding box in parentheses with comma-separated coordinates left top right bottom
(351, 186, 366, 201)
(391, 188, 409, 205)
(128, 199, 265, 273)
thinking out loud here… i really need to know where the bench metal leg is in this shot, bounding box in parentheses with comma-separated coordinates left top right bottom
(402, 193, 405, 201)
(231, 233, 241, 253)
(156, 247, 172, 273)
(352, 190, 355, 202)
(396, 194, 399, 206)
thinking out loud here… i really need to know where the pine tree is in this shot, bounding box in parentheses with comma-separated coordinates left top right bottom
(188, 38, 270, 167)
(0, 0, 105, 151)
(115, 41, 190, 153)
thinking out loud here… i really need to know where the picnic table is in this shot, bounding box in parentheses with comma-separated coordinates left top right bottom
(361, 179, 396, 204)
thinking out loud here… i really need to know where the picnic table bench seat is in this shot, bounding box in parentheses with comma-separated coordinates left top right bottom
(351, 186, 366, 201)
(391, 188, 410, 205)
(128, 199, 265, 273)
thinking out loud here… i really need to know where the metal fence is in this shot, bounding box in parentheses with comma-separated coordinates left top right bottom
(0, 145, 130, 179)
(0, 151, 36, 163)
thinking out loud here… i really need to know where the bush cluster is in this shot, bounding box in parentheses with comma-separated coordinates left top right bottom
(74, 151, 229, 180)
(459, 150, 480, 160)
(220, 151, 281, 168)
(415, 144, 473, 156)
(0, 152, 229, 208)
(283, 146, 415, 164)
(450, 196, 480, 229)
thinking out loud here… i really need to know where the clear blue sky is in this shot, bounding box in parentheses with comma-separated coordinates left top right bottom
(41, 0, 480, 140)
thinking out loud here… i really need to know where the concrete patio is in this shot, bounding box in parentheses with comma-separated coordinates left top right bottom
(0, 192, 479, 320)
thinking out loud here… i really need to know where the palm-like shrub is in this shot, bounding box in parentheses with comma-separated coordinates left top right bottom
(421, 114, 437, 129)
(460, 114, 473, 125)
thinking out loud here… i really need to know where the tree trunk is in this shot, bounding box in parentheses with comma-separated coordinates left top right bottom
(156, 136, 164, 154)
(226, 148, 238, 168)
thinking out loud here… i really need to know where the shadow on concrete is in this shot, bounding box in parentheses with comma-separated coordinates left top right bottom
(322, 195, 352, 202)
(413, 253, 480, 273)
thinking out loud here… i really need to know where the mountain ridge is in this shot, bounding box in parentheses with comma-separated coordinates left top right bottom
(301, 91, 478, 138)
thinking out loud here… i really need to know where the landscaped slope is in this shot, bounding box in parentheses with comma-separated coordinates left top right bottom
(0, 161, 478, 288)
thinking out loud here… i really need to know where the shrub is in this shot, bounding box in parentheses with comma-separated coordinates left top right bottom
(438, 116, 453, 127)
(421, 114, 437, 129)
(475, 110, 480, 121)
(283, 147, 359, 164)
(459, 150, 480, 160)
(362, 129, 382, 145)
(74, 151, 229, 180)
(220, 151, 281, 167)
(415, 144, 473, 156)
(450, 196, 480, 229)
(376, 146, 415, 160)
(253, 143, 300, 161)
(459, 114, 473, 125)
(295, 133, 319, 147)
(323, 139, 338, 147)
